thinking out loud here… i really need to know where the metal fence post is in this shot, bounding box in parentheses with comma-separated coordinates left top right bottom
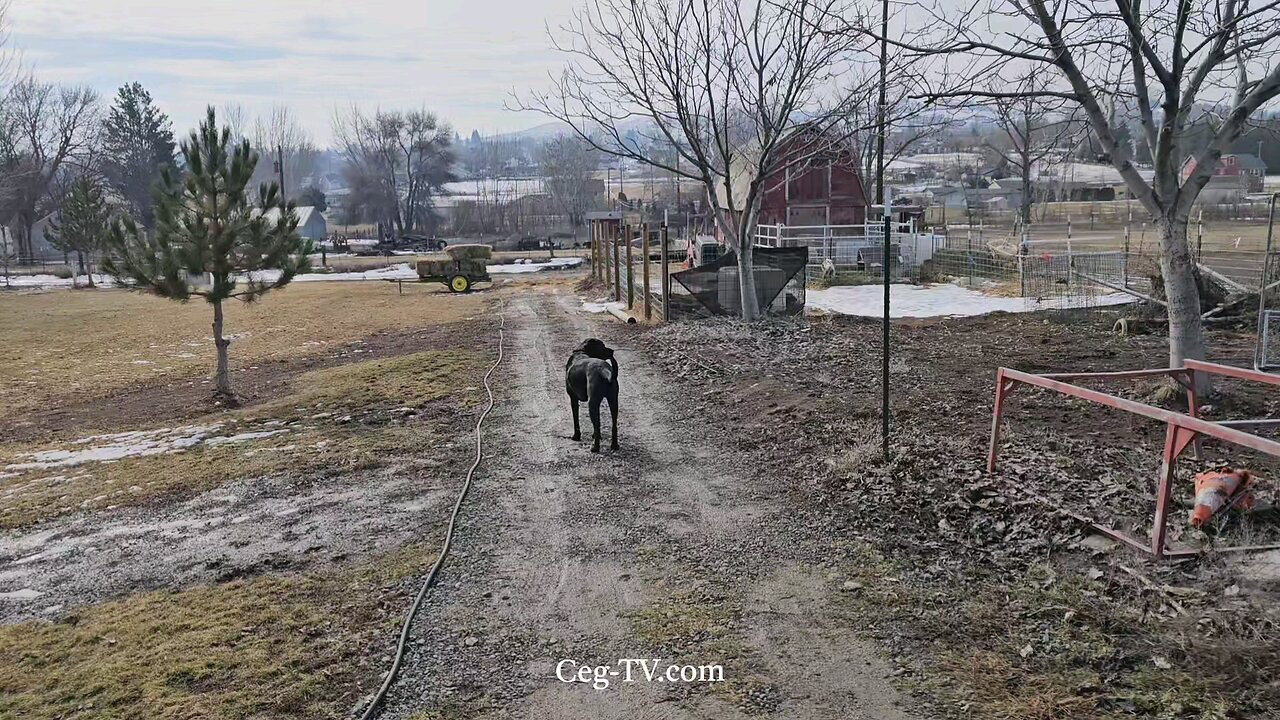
(625, 223, 634, 309)
(612, 223, 621, 302)
(661, 224, 670, 321)
(642, 222, 651, 320)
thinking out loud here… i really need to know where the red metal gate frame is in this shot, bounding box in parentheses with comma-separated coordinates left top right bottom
(988, 359, 1280, 559)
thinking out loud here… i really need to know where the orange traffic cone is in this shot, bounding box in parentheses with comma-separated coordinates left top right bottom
(1189, 470, 1257, 528)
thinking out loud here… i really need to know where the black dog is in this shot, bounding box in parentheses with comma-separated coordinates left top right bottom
(565, 338, 619, 452)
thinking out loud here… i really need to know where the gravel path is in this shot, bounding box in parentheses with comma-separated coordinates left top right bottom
(375, 291, 916, 719)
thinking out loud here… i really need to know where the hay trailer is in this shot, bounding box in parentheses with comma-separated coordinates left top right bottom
(415, 244, 492, 293)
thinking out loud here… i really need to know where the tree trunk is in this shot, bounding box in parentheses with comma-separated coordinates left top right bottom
(1156, 215, 1208, 388)
(1019, 162, 1033, 225)
(737, 231, 760, 321)
(78, 252, 95, 288)
(17, 222, 34, 263)
(211, 299, 234, 398)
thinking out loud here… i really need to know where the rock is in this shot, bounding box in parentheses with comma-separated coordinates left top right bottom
(464, 636, 479, 647)
(841, 580, 864, 591)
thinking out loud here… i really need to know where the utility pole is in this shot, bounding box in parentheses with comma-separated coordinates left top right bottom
(876, 0, 891, 460)
(276, 144, 287, 204)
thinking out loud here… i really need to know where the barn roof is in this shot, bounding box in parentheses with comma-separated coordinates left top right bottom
(259, 205, 321, 226)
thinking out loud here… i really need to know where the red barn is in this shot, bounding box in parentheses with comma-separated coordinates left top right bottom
(758, 127, 869, 227)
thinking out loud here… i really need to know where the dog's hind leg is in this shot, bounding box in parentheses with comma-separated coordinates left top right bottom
(569, 394, 581, 441)
(588, 396, 603, 453)
(608, 392, 619, 451)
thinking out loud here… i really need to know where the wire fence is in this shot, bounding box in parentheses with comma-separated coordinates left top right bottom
(926, 214, 1277, 298)
(924, 198, 1280, 227)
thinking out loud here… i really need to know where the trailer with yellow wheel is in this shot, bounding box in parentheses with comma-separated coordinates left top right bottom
(415, 244, 493, 293)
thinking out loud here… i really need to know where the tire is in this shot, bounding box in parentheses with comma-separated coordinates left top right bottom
(436, 239, 448, 251)
(449, 275, 471, 293)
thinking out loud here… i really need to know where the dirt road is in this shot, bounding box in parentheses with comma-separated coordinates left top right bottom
(377, 291, 916, 719)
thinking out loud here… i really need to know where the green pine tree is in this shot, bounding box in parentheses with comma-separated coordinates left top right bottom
(102, 82, 177, 226)
(47, 176, 111, 288)
(105, 106, 311, 399)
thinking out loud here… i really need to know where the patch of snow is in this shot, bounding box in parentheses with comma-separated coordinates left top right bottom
(582, 299, 627, 314)
(0, 273, 115, 288)
(6, 256, 586, 290)
(3, 423, 289, 471)
(204, 430, 289, 446)
(488, 257, 584, 274)
(0, 588, 44, 600)
(807, 282, 1134, 319)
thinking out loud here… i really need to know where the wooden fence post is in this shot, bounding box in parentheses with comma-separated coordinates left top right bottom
(625, 223, 634, 309)
(642, 222, 651, 320)
(661, 224, 670, 321)
(612, 223, 621, 302)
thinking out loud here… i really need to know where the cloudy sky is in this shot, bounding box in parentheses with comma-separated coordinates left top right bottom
(7, 0, 579, 145)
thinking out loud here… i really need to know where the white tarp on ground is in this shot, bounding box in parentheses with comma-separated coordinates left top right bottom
(807, 282, 1134, 319)
(1, 258, 585, 289)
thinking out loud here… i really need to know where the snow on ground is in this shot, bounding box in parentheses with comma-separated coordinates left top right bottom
(487, 257, 584, 274)
(3, 424, 290, 471)
(582, 299, 627, 314)
(3, 257, 585, 289)
(2, 274, 113, 289)
(807, 282, 1134, 319)
(291, 265, 416, 282)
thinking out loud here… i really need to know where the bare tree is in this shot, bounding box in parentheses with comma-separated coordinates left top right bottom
(0, 78, 100, 261)
(893, 0, 1280, 384)
(250, 104, 318, 199)
(838, 64, 952, 194)
(983, 73, 1079, 224)
(537, 135, 601, 241)
(221, 103, 319, 200)
(333, 106, 456, 235)
(518, 0, 866, 320)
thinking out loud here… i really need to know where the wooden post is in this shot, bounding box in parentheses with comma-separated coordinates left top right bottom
(612, 223, 621, 302)
(625, 223, 634, 309)
(642, 222, 651, 320)
(1196, 208, 1204, 262)
(589, 220, 597, 279)
(1123, 201, 1131, 289)
(661, 224, 670, 321)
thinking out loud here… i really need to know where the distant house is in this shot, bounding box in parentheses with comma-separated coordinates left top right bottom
(931, 185, 1024, 215)
(1182, 153, 1267, 192)
(261, 205, 327, 241)
(1031, 160, 1153, 201)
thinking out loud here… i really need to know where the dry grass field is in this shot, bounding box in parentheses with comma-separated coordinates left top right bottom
(0, 283, 484, 423)
(0, 280, 505, 718)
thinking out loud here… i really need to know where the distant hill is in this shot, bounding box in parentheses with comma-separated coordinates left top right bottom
(494, 122, 572, 141)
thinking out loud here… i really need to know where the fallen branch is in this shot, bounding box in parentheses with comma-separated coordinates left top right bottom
(1072, 269, 1167, 307)
(1197, 263, 1249, 294)
(1116, 564, 1191, 616)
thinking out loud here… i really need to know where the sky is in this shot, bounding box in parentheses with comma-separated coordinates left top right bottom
(7, 0, 580, 146)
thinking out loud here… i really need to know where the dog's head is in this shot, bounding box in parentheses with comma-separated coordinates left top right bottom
(575, 337, 614, 361)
